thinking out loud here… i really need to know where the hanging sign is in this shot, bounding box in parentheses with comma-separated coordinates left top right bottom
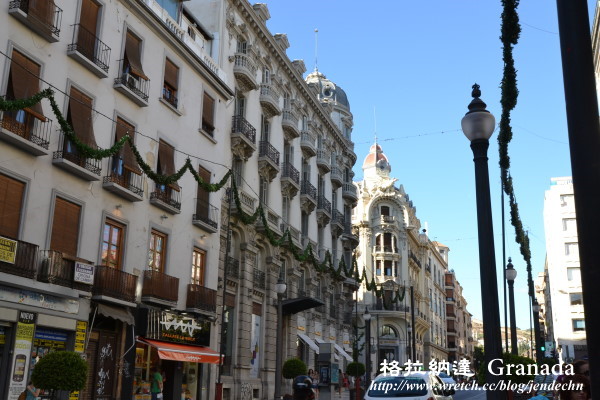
(74, 262, 95, 285)
(0, 236, 17, 264)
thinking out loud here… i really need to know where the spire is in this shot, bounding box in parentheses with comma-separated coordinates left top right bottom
(314, 28, 319, 73)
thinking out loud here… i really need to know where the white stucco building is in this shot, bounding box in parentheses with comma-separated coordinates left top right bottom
(543, 177, 587, 361)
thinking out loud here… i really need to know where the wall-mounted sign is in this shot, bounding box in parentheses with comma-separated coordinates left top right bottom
(379, 338, 400, 346)
(8, 312, 36, 400)
(343, 330, 350, 345)
(297, 315, 306, 332)
(0, 285, 79, 314)
(0, 236, 17, 264)
(74, 262, 95, 285)
(146, 309, 210, 346)
(314, 321, 322, 337)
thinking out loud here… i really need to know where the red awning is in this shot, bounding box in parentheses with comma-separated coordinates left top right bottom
(138, 337, 222, 364)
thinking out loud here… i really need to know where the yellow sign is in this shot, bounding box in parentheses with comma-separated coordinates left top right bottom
(74, 321, 87, 353)
(0, 237, 17, 264)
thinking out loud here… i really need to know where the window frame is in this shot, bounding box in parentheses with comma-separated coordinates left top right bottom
(572, 318, 585, 332)
(0, 170, 28, 240)
(201, 91, 216, 136)
(162, 57, 179, 109)
(191, 247, 206, 286)
(48, 192, 84, 257)
(101, 217, 125, 269)
(148, 229, 168, 272)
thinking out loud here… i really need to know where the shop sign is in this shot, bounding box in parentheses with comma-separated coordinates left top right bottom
(315, 321, 322, 337)
(74, 262, 95, 285)
(0, 284, 79, 314)
(343, 330, 350, 345)
(379, 338, 400, 346)
(249, 314, 261, 378)
(0, 326, 5, 345)
(8, 312, 36, 400)
(147, 309, 210, 346)
(0, 236, 17, 264)
(70, 321, 87, 400)
(297, 315, 306, 331)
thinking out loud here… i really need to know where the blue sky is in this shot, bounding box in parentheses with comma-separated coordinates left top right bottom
(260, 0, 597, 331)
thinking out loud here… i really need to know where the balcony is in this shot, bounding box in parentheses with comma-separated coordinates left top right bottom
(227, 187, 256, 217)
(103, 158, 144, 202)
(342, 182, 358, 204)
(186, 284, 217, 314)
(372, 302, 409, 312)
(330, 167, 343, 188)
(0, 108, 52, 155)
(374, 245, 397, 254)
(409, 250, 422, 269)
(225, 256, 240, 280)
(253, 268, 266, 290)
(149, 184, 181, 214)
(332, 210, 344, 236)
(316, 150, 330, 173)
(192, 199, 219, 233)
(280, 222, 301, 247)
(232, 53, 258, 92)
(259, 83, 281, 118)
(300, 130, 316, 158)
(280, 162, 300, 198)
(316, 196, 331, 227)
(114, 61, 150, 106)
(257, 209, 280, 236)
(38, 251, 93, 292)
(52, 133, 102, 181)
(0, 238, 38, 279)
(9, 0, 62, 42)
(231, 115, 256, 160)
(67, 24, 110, 78)
(162, 88, 178, 109)
(300, 180, 317, 214)
(329, 305, 337, 319)
(92, 264, 138, 305)
(341, 222, 359, 249)
(281, 110, 300, 140)
(258, 140, 280, 182)
(142, 270, 179, 307)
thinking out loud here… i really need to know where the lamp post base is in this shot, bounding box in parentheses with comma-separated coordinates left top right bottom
(215, 382, 223, 400)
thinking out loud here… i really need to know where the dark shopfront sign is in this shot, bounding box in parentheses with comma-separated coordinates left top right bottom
(144, 309, 210, 347)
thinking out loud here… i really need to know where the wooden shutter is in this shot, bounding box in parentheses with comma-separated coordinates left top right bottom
(202, 93, 215, 130)
(125, 31, 147, 79)
(252, 302, 262, 316)
(225, 293, 236, 308)
(196, 167, 210, 219)
(163, 58, 178, 90)
(10, 50, 44, 120)
(115, 118, 140, 173)
(0, 174, 25, 239)
(79, 0, 99, 35)
(69, 87, 97, 147)
(50, 197, 81, 256)
(157, 140, 175, 175)
(28, 0, 54, 27)
(81, 338, 98, 400)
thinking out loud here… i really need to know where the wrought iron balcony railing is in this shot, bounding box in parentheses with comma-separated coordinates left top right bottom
(1, 103, 52, 149)
(68, 23, 110, 72)
(53, 131, 102, 176)
(0, 238, 38, 278)
(193, 198, 219, 230)
(253, 268, 266, 290)
(150, 184, 181, 211)
(9, 0, 63, 37)
(142, 270, 179, 302)
(281, 162, 299, 185)
(115, 59, 150, 102)
(38, 251, 92, 291)
(231, 115, 256, 143)
(258, 140, 280, 166)
(186, 284, 217, 313)
(301, 180, 316, 200)
(93, 264, 137, 303)
(317, 196, 331, 215)
(225, 256, 239, 279)
(104, 156, 144, 197)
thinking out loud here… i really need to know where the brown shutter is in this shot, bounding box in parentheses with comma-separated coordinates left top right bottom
(202, 93, 215, 130)
(225, 293, 236, 308)
(164, 58, 178, 90)
(252, 302, 262, 316)
(125, 31, 148, 79)
(10, 50, 44, 120)
(196, 166, 210, 219)
(50, 197, 81, 256)
(0, 174, 25, 239)
(28, 0, 54, 27)
(69, 87, 97, 147)
(115, 118, 140, 174)
(79, 0, 99, 35)
(157, 140, 175, 175)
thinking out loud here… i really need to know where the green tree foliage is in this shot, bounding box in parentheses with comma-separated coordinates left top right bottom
(31, 351, 88, 391)
(282, 358, 307, 379)
(346, 362, 366, 377)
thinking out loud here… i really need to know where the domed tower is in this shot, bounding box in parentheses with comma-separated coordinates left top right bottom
(362, 142, 391, 179)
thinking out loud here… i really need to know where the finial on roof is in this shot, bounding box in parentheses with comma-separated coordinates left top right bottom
(471, 83, 481, 98)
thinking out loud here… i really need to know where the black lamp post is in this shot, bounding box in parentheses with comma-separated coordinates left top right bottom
(506, 258, 518, 355)
(461, 84, 504, 400)
(532, 300, 542, 364)
(274, 278, 287, 400)
(364, 308, 372, 389)
(407, 324, 412, 362)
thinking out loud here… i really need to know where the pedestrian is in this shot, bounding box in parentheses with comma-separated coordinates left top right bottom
(343, 372, 350, 391)
(557, 374, 590, 400)
(150, 366, 164, 400)
(336, 369, 343, 395)
(308, 369, 319, 400)
(533, 360, 556, 399)
(25, 381, 40, 400)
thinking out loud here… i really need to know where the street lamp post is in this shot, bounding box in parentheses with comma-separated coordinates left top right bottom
(461, 84, 504, 400)
(407, 324, 412, 362)
(506, 258, 518, 355)
(532, 300, 542, 364)
(274, 278, 287, 400)
(364, 308, 372, 389)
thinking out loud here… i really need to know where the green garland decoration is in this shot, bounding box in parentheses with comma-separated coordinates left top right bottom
(499, 0, 535, 298)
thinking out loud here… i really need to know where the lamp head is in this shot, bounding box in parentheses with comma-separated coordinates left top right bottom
(364, 307, 372, 321)
(505, 257, 517, 282)
(461, 83, 496, 142)
(407, 324, 412, 334)
(532, 301, 541, 313)
(275, 278, 287, 294)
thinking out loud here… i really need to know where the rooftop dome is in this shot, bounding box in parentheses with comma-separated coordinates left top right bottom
(362, 143, 391, 174)
(305, 70, 350, 110)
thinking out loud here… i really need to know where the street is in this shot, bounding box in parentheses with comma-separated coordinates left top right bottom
(453, 389, 487, 400)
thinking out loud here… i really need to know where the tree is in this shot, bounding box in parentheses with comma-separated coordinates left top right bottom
(31, 351, 87, 393)
(282, 358, 307, 379)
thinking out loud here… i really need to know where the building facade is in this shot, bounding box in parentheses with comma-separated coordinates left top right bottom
(543, 177, 587, 361)
(444, 270, 472, 364)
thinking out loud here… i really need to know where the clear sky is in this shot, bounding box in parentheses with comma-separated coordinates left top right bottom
(260, 0, 597, 331)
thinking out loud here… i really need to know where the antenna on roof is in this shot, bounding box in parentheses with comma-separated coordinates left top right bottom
(314, 28, 319, 72)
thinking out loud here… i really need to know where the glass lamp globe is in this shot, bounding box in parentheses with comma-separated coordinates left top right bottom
(275, 278, 287, 294)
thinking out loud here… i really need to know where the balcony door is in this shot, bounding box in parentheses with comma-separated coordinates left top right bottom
(196, 166, 211, 221)
(148, 229, 167, 273)
(101, 219, 124, 269)
(77, 0, 101, 60)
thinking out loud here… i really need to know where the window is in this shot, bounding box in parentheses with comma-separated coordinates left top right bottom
(279, 259, 286, 281)
(76, 0, 101, 60)
(111, 117, 141, 178)
(0, 174, 25, 239)
(570, 293, 583, 306)
(3, 50, 46, 138)
(236, 38, 247, 54)
(191, 248, 205, 286)
(282, 196, 290, 223)
(263, 68, 270, 84)
(384, 260, 393, 276)
(380, 325, 398, 337)
(50, 197, 81, 256)
(102, 219, 124, 269)
(195, 166, 211, 220)
(261, 115, 270, 142)
(302, 115, 308, 131)
(156, 140, 178, 194)
(299, 269, 306, 292)
(572, 319, 585, 332)
(381, 206, 390, 216)
(565, 242, 578, 256)
(567, 267, 581, 282)
(259, 177, 268, 205)
(202, 92, 215, 135)
(222, 293, 236, 375)
(283, 92, 290, 109)
(375, 260, 381, 276)
(122, 30, 148, 81)
(562, 218, 576, 232)
(66, 87, 97, 156)
(148, 229, 167, 272)
(157, 0, 180, 20)
(232, 157, 243, 186)
(301, 212, 308, 237)
(235, 94, 245, 117)
(560, 194, 574, 207)
(162, 58, 179, 108)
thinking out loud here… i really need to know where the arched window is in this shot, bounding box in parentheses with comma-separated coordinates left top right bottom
(381, 205, 390, 216)
(380, 325, 398, 338)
